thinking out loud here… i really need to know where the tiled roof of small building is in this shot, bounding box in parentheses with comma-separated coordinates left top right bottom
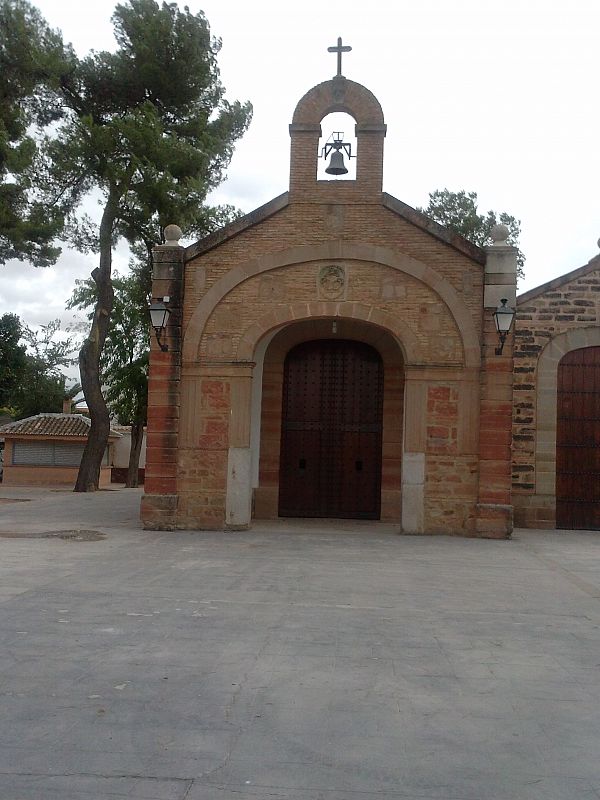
(0, 414, 121, 438)
(110, 424, 146, 434)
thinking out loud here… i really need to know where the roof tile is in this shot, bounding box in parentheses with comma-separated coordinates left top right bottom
(0, 414, 121, 438)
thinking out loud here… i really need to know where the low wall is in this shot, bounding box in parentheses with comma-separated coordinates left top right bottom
(2, 464, 113, 488)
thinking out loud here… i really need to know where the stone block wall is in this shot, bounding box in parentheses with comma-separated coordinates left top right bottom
(513, 255, 600, 527)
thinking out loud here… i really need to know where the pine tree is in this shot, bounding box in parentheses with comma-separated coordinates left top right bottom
(5, 0, 252, 489)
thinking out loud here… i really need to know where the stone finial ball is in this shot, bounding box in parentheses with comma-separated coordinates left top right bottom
(490, 224, 510, 244)
(163, 224, 183, 245)
(597, 237, 600, 250)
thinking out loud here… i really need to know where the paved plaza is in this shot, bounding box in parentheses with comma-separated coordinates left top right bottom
(0, 486, 599, 799)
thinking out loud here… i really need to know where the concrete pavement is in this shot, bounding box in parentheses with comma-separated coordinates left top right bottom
(0, 485, 600, 799)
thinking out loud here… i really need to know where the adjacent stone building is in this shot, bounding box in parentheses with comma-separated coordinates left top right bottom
(141, 67, 519, 537)
(513, 251, 600, 530)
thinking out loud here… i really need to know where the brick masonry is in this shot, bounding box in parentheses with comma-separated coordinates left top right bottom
(141, 75, 517, 537)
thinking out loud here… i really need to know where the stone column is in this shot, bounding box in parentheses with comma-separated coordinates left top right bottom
(476, 225, 518, 538)
(402, 371, 426, 533)
(140, 225, 184, 530)
(176, 362, 254, 530)
(226, 368, 254, 529)
(355, 122, 387, 195)
(288, 122, 322, 200)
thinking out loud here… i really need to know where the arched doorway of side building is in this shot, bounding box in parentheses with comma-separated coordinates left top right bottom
(530, 329, 600, 531)
(556, 345, 600, 529)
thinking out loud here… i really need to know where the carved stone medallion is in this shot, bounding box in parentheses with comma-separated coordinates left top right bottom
(318, 265, 346, 300)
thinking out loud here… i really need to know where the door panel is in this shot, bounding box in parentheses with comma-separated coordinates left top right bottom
(278, 339, 383, 519)
(556, 346, 600, 529)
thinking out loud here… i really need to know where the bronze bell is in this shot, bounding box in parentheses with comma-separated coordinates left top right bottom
(325, 149, 348, 175)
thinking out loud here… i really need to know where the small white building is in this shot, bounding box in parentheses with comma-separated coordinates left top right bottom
(110, 425, 147, 483)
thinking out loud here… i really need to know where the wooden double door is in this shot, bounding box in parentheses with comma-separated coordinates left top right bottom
(278, 339, 384, 519)
(556, 346, 600, 529)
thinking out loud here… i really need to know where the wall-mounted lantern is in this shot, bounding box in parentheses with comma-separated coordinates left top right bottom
(492, 298, 515, 355)
(149, 296, 171, 352)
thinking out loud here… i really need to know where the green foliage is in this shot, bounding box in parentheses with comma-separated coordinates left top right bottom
(9, 0, 253, 489)
(418, 189, 525, 279)
(0, 312, 27, 407)
(42, 0, 252, 252)
(68, 269, 149, 426)
(69, 262, 150, 486)
(16, 319, 78, 418)
(0, 317, 78, 418)
(0, 0, 74, 265)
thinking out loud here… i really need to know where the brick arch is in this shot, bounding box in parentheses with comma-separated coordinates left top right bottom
(183, 241, 481, 368)
(291, 78, 384, 126)
(289, 78, 386, 196)
(535, 327, 600, 503)
(236, 302, 422, 363)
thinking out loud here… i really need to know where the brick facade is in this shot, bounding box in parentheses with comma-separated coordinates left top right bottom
(141, 75, 517, 537)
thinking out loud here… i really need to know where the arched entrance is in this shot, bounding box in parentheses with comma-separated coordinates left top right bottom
(278, 339, 384, 519)
(556, 346, 600, 529)
(252, 319, 404, 524)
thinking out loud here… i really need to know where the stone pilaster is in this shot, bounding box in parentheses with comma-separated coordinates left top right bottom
(476, 225, 518, 537)
(176, 361, 254, 531)
(140, 225, 184, 530)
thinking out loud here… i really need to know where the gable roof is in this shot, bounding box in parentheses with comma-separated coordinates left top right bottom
(382, 194, 486, 263)
(518, 253, 600, 306)
(183, 191, 486, 265)
(0, 414, 121, 438)
(185, 194, 289, 261)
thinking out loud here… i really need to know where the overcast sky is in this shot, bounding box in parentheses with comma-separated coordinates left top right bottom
(2, 0, 599, 336)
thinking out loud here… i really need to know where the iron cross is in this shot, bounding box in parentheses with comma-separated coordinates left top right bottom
(328, 37, 352, 77)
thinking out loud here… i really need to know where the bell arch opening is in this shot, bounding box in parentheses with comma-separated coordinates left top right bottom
(317, 112, 357, 181)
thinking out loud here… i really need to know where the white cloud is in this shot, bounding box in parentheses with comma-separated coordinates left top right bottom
(3, 0, 599, 332)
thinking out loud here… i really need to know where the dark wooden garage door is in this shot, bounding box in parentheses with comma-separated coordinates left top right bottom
(279, 339, 383, 519)
(556, 346, 600, 530)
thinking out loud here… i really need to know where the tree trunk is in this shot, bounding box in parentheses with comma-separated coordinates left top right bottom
(126, 420, 144, 488)
(74, 193, 118, 492)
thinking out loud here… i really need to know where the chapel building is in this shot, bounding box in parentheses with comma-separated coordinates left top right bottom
(141, 56, 519, 538)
